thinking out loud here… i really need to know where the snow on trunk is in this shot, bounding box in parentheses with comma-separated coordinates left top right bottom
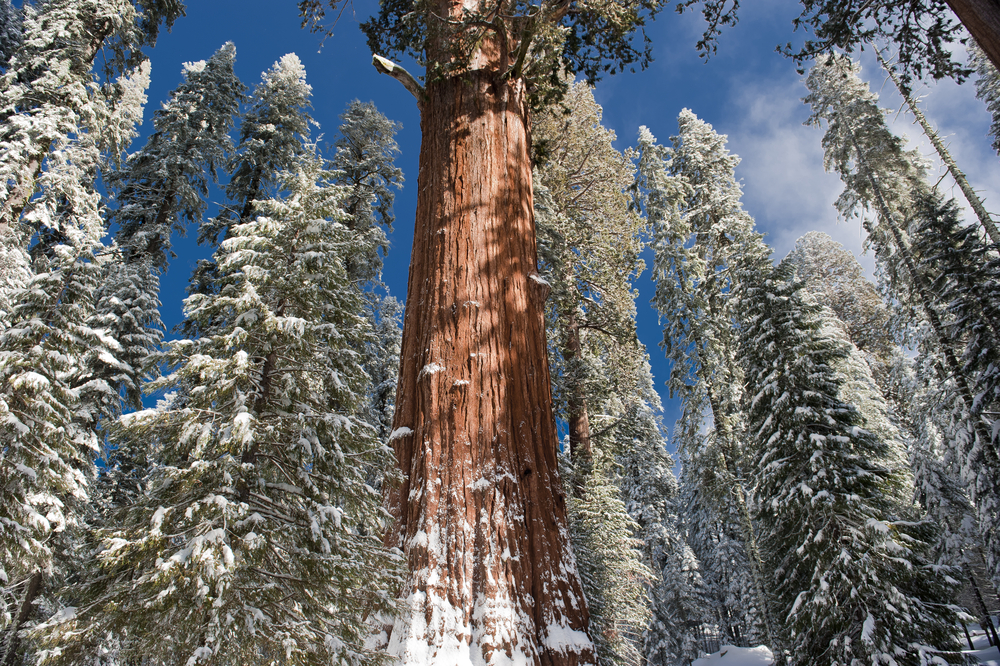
(384, 69, 594, 666)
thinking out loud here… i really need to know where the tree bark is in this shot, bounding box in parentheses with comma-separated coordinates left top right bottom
(1, 571, 42, 666)
(946, 0, 1000, 73)
(562, 308, 593, 476)
(877, 50, 1000, 246)
(384, 69, 595, 665)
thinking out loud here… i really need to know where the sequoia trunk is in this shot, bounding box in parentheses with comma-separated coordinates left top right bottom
(384, 70, 595, 665)
(945, 0, 1000, 71)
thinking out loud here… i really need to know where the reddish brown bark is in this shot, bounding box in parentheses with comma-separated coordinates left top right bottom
(946, 0, 1000, 72)
(384, 69, 595, 665)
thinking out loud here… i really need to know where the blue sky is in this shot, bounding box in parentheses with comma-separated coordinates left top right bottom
(137, 0, 1000, 439)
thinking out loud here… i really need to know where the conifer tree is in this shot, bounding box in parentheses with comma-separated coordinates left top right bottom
(740, 263, 966, 666)
(183, 51, 314, 337)
(36, 147, 402, 666)
(971, 42, 1000, 157)
(0, 0, 21, 69)
(199, 52, 313, 249)
(635, 113, 776, 649)
(112, 43, 244, 269)
(783, 231, 895, 381)
(364, 295, 403, 447)
(566, 452, 650, 666)
(877, 48, 1000, 246)
(0, 122, 132, 664)
(532, 80, 651, 665)
(332, 100, 403, 284)
(101, 44, 242, 392)
(534, 80, 646, 474)
(616, 366, 711, 666)
(0, 0, 183, 230)
(805, 57, 1000, 589)
(908, 190, 1000, 584)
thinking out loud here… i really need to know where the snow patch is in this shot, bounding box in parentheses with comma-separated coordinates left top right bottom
(389, 427, 414, 441)
(468, 478, 491, 491)
(692, 645, 774, 666)
(542, 623, 594, 656)
(419, 363, 446, 379)
(860, 612, 875, 644)
(528, 273, 550, 286)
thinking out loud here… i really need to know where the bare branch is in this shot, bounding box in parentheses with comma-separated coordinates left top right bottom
(372, 54, 425, 103)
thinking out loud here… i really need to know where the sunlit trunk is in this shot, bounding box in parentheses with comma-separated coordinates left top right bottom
(384, 67, 595, 665)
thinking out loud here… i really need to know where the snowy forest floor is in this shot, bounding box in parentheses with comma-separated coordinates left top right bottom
(966, 621, 1000, 665)
(690, 622, 1000, 665)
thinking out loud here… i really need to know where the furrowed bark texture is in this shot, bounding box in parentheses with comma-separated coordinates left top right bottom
(946, 0, 1000, 72)
(385, 70, 595, 666)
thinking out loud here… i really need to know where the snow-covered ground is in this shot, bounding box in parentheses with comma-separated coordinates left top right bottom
(692, 645, 774, 666)
(688, 626, 1000, 666)
(966, 621, 1000, 666)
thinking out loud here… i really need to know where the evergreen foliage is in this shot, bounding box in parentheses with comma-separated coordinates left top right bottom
(567, 454, 651, 666)
(803, 54, 928, 325)
(740, 263, 966, 665)
(302, 0, 663, 108)
(363, 295, 403, 447)
(533, 79, 652, 666)
(331, 100, 403, 284)
(200, 52, 313, 248)
(908, 190, 1000, 586)
(0, 0, 21, 69)
(681, 0, 970, 86)
(783, 231, 895, 371)
(616, 367, 712, 666)
(36, 147, 402, 666)
(111, 42, 244, 269)
(534, 80, 647, 462)
(971, 42, 1000, 157)
(636, 111, 774, 648)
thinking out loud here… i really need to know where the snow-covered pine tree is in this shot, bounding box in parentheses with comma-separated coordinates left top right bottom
(199, 52, 313, 249)
(0, 106, 135, 664)
(877, 48, 1000, 246)
(0, 0, 21, 69)
(804, 55, 928, 311)
(183, 51, 314, 338)
(805, 55, 1000, 588)
(567, 450, 650, 666)
(35, 146, 402, 666)
(0, 0, 182, 231)
(782, 232, 910, 474)
(533, 79, 646, 474)
(100, 44, 242, 392)
(907, 190, 1000, 586)
(616, 364, 711, 666)
(783, 231, 895, 375)
(532, 80, 651, 665)
(635, 113, 775, 649)
(332, 99, 403, 284)
(740, 262, 966, 666)
(364, 295, 403, 447)
(971, 42, 1000, 157)
(677, 445, 766, 650)
(112, 43, 243, 269)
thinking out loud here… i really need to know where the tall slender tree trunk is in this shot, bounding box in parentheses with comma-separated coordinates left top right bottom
(945, 0, 1000, 72)
(562, 308, 593, 474)
(877, 50, 1000, 246)
(1, 571, 42, 666)
(384, 69, 595, 665)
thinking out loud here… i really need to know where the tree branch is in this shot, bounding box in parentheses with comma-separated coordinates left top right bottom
(372, 55, 425, 103)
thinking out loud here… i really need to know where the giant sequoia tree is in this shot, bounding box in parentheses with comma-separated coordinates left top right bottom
(298, 2, 661, 664)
